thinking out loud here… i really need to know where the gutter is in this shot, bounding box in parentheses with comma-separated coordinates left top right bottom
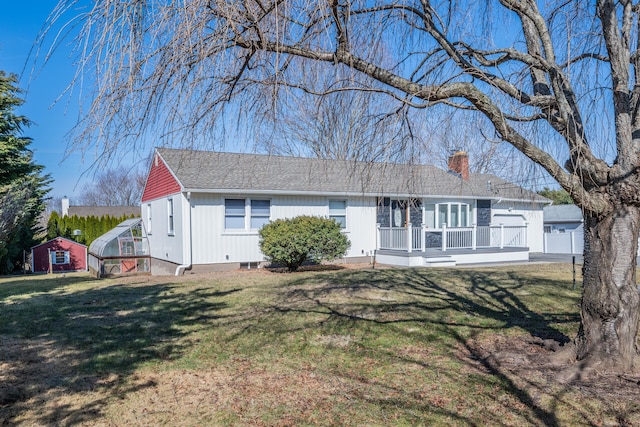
(175, 191, 193, 276)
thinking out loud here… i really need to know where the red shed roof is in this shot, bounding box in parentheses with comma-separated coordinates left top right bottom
(31, 236, 87, 250)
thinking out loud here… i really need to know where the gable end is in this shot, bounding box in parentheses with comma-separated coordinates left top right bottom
(142, 153, 182, 202)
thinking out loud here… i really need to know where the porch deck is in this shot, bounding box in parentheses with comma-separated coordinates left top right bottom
(375, 247, 530, 267)
(376, 224, 530, 267)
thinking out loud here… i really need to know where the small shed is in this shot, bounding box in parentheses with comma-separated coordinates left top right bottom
(31, 237, 88, 273)
(543, 204, 584, 233)
(88, 218, 151, 277)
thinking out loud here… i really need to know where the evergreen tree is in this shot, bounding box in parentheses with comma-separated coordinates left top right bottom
(538, 187, 574, 205)
(0, 72, 50, 274)
(46, 211, 60, 240)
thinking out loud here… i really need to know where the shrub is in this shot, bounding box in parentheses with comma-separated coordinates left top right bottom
(258, 216, 351, 272)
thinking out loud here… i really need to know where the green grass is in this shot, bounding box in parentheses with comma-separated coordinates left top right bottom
(1, 264, 635, 426)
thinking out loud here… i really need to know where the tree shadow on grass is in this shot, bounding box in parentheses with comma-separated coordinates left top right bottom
(0, 276, 238, 425)
(264, 267, 630, 426)
(0, 274, 94, 299)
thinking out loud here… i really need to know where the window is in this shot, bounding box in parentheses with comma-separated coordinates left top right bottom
(461, 205, 468, 226)
(378, 198, 421, 228)
(251, 200, 271, 229)
(438, 204, 448, 227)
(147, 204, 152, 234)
(392, 200, 407, 227)
(225, 199, 246, 229)
(427, 202, 471, 228)
(424, 204, 436, 228)
(329, 200, 346, 228)
(52, 250, 70, 265)
(226, 198, 272, 230)
(167, 198, 174, 235)
(451, 204, 460, 227)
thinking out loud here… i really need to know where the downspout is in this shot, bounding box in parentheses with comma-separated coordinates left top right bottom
(175, 191, 193, 276)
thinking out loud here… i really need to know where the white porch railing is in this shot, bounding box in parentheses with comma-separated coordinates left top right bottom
(377, 223, 528, 252)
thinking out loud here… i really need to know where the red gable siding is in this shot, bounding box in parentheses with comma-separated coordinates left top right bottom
(32, 237, 87, 273)
(141, 153, 182, 202)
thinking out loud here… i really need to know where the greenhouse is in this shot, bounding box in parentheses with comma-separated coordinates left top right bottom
(88, 218, 150, 277)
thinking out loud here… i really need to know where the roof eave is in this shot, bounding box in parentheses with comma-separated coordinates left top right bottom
(181, 187, 545, 202)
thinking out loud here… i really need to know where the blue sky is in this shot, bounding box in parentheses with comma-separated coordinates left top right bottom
(0, 2, 100, 201)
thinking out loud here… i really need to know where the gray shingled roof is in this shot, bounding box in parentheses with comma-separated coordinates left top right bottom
(543, 204, 583, 223)
(157, 148, 547, 202)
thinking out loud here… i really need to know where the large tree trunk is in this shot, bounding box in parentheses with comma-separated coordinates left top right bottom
(575, 205, 640, 372)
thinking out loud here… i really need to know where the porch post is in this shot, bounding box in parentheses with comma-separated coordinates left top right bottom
(524, 222, 529, 248)
(500, 224, 505, 249)
(441, 223, 447, 252)
(421, 223, 426, 253)
(472, 224, 477, 250)
(376, 223, 380, 250)
(407, 223, 412, 253)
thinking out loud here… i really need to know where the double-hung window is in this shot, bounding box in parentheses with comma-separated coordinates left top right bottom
(329, 200, 347, 228)
(167, 198, 174, 235)
(225, 198, 271, 230)
(225, 199, 246, 229)
(250, 200, 271, 229)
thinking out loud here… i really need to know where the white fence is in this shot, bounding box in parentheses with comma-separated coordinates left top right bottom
(378, 223, 528, 252)
(544, 231, 583, 254)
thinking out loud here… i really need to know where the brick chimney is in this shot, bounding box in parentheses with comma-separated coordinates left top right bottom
(447, 151, 469, 180)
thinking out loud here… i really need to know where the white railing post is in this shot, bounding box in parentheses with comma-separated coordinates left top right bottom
(472, 224, 477, 250)
(376, 223, 380, 250)
(407, 223, 412, 253)
(421, 223, 426, 252)
(500, 224, 505, 249)
(441, 223, 447, 252)
(524, 222, 529, 248)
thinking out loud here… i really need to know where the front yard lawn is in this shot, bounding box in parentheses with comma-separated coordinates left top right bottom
(1, 263, 637, 426)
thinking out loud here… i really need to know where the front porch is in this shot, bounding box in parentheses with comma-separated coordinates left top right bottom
(376, 224, 530, 267)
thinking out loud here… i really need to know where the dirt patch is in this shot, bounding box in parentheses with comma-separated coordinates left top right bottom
(458, 334, 640, 424)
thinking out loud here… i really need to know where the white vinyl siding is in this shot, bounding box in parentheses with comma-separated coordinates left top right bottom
(145, 195, 185, 266)
(329, 200, 346, 228)
(189, 194, 377, 264)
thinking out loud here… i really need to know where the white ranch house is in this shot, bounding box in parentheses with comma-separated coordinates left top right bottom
(141, 148, 548, 275)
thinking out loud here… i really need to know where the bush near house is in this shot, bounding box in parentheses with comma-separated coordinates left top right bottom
(259, 215, 350, 271)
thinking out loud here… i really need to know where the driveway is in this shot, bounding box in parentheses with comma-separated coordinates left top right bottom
(529, 253, 583, 264)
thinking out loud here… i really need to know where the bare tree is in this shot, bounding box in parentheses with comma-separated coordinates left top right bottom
(259, 72, 420, 163)
(78, 166, 145, 206)
(44, 1, 640, 374)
